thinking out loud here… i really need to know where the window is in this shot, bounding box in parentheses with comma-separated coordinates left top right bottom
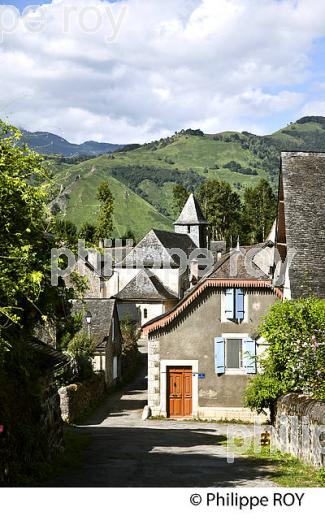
(187, 225, 191, 233)
(214, 336, 256, 374)
(144, 308, 148, 319)
(225, 288, 245, 322)
(226, 338, 242, 369)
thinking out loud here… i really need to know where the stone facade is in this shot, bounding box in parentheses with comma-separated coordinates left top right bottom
(59, 372, 106, 424)
(147, 287, 277, 423)
(274, 393, 325, 467)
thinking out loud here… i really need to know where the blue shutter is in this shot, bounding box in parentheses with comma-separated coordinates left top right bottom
(225, 289, 234, 320)
(214, 337, 225, 374)
(243, 337, 256, 374)
(235, 288, 245, 321)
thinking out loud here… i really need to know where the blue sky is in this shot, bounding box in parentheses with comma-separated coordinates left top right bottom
(1, 0, 325, 143)
(6, 0, 51, 10)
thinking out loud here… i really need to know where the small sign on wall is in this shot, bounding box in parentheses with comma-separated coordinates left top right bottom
(198, 373, 206, 379)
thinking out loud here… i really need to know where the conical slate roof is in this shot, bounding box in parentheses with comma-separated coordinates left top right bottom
(174, 193, 208, 225)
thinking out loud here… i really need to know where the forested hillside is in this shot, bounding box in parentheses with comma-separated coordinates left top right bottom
(42, 116, 325, 239)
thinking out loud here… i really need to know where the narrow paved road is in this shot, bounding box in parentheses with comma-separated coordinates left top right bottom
(50, 351, 275, 487)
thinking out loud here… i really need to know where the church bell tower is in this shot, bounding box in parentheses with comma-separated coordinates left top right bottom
(174, 193, 209, 248)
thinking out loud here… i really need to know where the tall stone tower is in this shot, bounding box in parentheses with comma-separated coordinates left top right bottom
(174, 193, 209, 248)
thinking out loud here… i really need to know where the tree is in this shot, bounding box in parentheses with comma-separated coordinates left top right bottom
(241, 179, 277, 244)
(79, 222, 97, 245)
(54, 219, 78, 247)
(244, 298, 325, 421)
(172, 184, 189, 217)
(95, 181, 114, 240)
(198, 179, 241, 244)
(120, 314, 140, 381)
(0, 121, 50, 340)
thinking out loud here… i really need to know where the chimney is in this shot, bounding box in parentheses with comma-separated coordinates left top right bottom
(236, 236, 240, 252)
(189, 259, 199, 287)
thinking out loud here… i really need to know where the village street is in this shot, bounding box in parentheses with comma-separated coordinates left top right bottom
(50, 347, 276, 488)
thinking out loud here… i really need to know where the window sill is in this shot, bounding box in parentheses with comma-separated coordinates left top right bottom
(224, 369, 247, 375)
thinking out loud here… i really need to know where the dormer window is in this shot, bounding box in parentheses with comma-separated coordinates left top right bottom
(224, 288, 245, 322)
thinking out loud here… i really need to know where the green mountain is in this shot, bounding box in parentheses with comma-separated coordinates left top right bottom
(44, 116, 325, 240)
(20, 130, 123, 157)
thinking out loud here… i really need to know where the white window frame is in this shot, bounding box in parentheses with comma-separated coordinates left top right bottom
(221, 289, 248, 323)
(222, 333, 249, 374)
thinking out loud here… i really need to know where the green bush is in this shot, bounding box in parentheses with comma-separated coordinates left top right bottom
(62, 332, 96, 383)
(244, 298, 325, 418)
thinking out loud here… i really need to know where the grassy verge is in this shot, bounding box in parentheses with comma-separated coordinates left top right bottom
(228, 439, 325, 487)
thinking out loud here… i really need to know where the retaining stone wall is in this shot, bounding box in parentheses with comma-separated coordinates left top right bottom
(59, 372, 106, 424)
(274, 393, 325, 467)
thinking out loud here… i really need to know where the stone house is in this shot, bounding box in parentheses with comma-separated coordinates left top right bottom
(143, 246, 282, 423)
(67, 194, 218, 327)
(274, 151, 325, 299)
(73, 298, 122, 387)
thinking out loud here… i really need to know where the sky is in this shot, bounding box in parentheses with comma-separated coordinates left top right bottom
(1, 0, 325, 144)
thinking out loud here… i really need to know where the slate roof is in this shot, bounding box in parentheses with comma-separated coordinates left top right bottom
(115, 269, 178, 301)
(72, 298, 116, 350)
(142, 245, 281, 335)
(174, 193, 208, 225)
(119, 229, 196, 268)
(27, 338, 68, 371)
(277, 152, 325, 299)
(208, 246, 270, 281)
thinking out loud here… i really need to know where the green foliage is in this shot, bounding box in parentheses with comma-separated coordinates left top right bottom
(172, 183, 189, 218)
(120, 314, 140, 381)
(0, 121, 50, 337)
(62, 332, 96, 383)
(244, 298, 325, 415)
(79, 222, 97, 245)
(54, 219, 78, 247)
(95, 181, 114, 240)
(241, 179, 277, 243)
(198, 179, 241, 243)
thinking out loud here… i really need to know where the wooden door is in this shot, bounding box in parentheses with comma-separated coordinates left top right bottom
(167, 367, 192, 417)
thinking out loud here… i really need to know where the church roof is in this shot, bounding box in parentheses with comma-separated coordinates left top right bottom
(118, 229, 196, 268)
(115, 269, 178, 301)
(174, 193, 208, 225)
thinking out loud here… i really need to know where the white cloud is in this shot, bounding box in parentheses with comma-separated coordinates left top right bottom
(0, 0, 325, 142)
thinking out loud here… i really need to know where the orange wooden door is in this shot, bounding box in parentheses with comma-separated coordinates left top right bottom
(167, 367, 192, 417)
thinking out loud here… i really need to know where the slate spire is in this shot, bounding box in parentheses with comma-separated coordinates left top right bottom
(174, 193, 208, 225)
(174, 193, 208, 248)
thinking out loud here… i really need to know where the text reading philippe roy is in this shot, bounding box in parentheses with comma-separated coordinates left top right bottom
(190, 491, 305, 510)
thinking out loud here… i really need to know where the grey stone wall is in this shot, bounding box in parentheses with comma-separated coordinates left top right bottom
(0, 374, 64, 484)
(274, 393, 325, 467)
(59, 372, 106, 424)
